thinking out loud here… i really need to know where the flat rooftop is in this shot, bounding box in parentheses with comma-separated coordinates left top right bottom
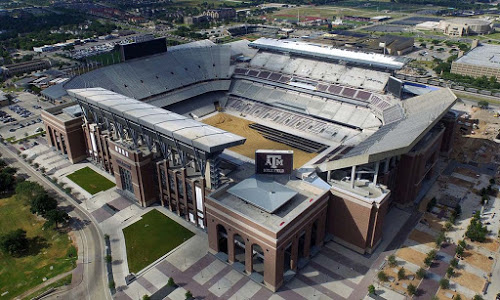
(208, 163, 329, 233)
(455, 44, 500, 69)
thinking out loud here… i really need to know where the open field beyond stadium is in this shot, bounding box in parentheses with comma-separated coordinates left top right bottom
(123, 209, 194, 273)
(0, 196, 77, 299)
(202, 113, 318, 168)
(67, 167, 115, 195)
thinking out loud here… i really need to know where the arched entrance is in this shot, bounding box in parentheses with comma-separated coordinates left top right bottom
(233, 234, 245, 265)
(217, 224, 228, 256)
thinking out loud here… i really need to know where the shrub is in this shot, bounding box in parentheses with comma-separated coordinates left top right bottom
(444, 221, 453, 232)
(456, 245, 465, 256)
(472, 295, 484, 300)
(387, 254, 397, 267)
(167, 277, 175, 287)
(378, 271, 388, 282)
(185, 290, 193, 299)
(446, 266, 455, 278)
(142, 295, 151, 300)
(436, 232, 446, 246)
(397, 267, 406, 281)
(439, 278, 450, 289)
(416, 268, 426, 279)
(105, 254, 112, 263)
(108, 280, 115, 290)
(450, 258, 459, 268)
(407, 283, 417, 296)
(455, 295, 462, 300)
(368, 284, 376, 295)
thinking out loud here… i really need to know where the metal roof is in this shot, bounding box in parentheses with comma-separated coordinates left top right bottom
(227, 176, 298, 213)
(455, 44, 500, 69)
(317, 88, 457, 171)
(249, 38, 406, 70)
(67, 88, 245, 154)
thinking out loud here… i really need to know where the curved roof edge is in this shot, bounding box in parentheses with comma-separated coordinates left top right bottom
(316, 88, 457, 171)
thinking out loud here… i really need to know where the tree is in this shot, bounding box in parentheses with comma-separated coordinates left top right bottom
(15, 181, 45, 201)
(388, 254, 397, 267)
(444, 221, 453, 232)
(456, 245, 465, 257)
(185, 290, 193, 299)
(0, 229, 29, 256)
(378, 271, 388, 282)
(436, 232, 446, 246)
(425, 250, 437, 266)
(105, 255, 112, 263)
(30, 193, 57, 216)
(450, 258, 459, 268)
(466, 213, 488, 242)
(142, 295, 151, 300)
(478, 101, 489, 109)
(416, 268, 426, 279)
(368, 284, 376, 295)
(397, 267, 406, 281)
(167, 277, 175, 287)
(427, 197, 437, 212)
(446, 266, 455, 278)
(455, 295, 462, 300)
(439, 278, 450, 289)
(43, 209, 70, 229)
(407, 283, 417, 296)
(472, 295, 484, 300)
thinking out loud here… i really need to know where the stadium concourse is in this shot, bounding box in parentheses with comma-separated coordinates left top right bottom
(41, 37, 457, 291)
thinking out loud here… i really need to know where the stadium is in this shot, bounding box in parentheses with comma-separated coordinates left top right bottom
(42, 37, 457, 291)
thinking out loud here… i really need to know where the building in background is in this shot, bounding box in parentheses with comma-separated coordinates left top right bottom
(439, 18, 492, 36)
(451, 43, 500, 81)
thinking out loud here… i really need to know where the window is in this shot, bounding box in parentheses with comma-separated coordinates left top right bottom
(159, 168, 167, 187)
(177, 177, 184, 197)
(119, 166, 134, 193)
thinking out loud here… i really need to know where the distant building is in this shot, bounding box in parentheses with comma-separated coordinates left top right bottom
(378, 35, 414, 56)
(451, 43, 500, 81)
(203, 8, 236, 21)
(2, 59, 51, 77)
(184, 15, 209, 25)
(439, 18, 492, 36)
(0, 91, 9, 107)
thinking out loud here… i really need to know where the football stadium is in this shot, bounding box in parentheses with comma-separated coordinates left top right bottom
(42, 37, 457, 291)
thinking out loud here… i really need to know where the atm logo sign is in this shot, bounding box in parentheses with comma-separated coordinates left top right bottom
(256, 150, 293, 175)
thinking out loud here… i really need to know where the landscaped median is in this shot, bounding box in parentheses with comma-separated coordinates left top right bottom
(123, 209, 194, 273)
(66, 166, 115, 195)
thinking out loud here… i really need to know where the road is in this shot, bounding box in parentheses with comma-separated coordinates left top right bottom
(0, 143, 110, 300)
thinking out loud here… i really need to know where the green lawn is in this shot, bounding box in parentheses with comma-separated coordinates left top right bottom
(67, 167, 115, 195)
(0, 196, 77, 299)
(123, 209, 194, 273)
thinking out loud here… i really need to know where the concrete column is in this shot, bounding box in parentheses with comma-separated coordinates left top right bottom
(316, 213, 327, 247)
(373, 161, 380, 185)
(290, 238, 298, 271)
(181, 168, 188, 221)
(384, 157, 390, 173)
(156, 163, 164, 207)
(245, 242, 253, 274)
(350, 165, 356, 189)
(303, 225, 312, 258)
(326, 170, 331, 182)
(228, 234, 235, 264)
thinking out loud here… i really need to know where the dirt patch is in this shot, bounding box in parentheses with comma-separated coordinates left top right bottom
(452, 269, 486, 293)
(470, 238, 500, 252)
(447, 176, 474, 189)
(435, 288, 464, 300)
(381, 266, 421, 295)
(462, 249, 493, 272)
(203, 113, 318, 168)
(409, 229, 435, 247)
(396, 247, 427, 268)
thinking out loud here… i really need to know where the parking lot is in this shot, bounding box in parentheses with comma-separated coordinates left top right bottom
(0, 92, 54, 142)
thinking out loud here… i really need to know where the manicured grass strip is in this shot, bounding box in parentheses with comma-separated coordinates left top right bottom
(0, 196, 77, 299)
(67, 167, 115, 195)
(123, 209, 194, 273)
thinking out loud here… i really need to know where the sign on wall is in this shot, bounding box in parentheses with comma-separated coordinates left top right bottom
(255, 150, 293, 175)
